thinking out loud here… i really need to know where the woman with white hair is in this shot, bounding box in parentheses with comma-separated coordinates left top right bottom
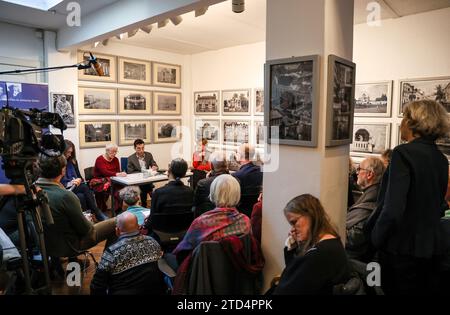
(119, 186, 148, 225)
(91, 143, 127, 213)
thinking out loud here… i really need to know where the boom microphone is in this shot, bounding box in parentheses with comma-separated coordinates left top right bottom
(89, 52, 104, 76)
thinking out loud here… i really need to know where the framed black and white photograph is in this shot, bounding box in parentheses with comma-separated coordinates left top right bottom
(265, 55, 320, 147)
(223, 120, 249, 145)
(152, 62, 181, 88)
(222, 89, 250, 115)
(194, 91, 219, 115)
(118, 120, 151, 146)
(254, 121, 265, 147)
(351, 122, 390, 156)
(325, 55, 356, 147)
(399, 76, 450, 116)
(153, 120, 181, 143)
(195, 119, 220, 144)
(153, 91, 181, 115)
(254, 88, 264, 115)
(79, 120, 117, 148)
(355, 81, 392, 117)
(50, 93, 75, 127)
(78, 87, 116, 115)
(118, 89, 151, 115)
(118, 57, 151, 85)
(77, 51, 116, 83)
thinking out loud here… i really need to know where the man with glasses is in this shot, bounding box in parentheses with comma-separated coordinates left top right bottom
(346, 156, 385, 262)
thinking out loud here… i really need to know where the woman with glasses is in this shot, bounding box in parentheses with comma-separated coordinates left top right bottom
(273, 194, 351, 294)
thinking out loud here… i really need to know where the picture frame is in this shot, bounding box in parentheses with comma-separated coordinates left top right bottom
(254, 120, 265, 147)
(153, 91, 181, 115)
(194, 90, 220, 115)
(195, 119, 220, 144)
(152, 62, 181, 88)
(436, 134, 450, 161)
(118, 57, 151, 85)
(78, 86, 116, 115)
(325, 54, 356, 147)
(354, 81, 392, 117)
(118, 89, 152, 115)
(79, 120, 117, 148)
(153, 119, 181, 143)
(399, 76, 450, 116)
(50, 92, 75, 127)
(265, 55, 320, 147)
(118, 120, 152, 146)
(222, 120, 249, 146)
(222, 89, 251, 115)
(254, 88, 264, 115)
(77, 51, 117, 83)
(350, 122, 391, 156)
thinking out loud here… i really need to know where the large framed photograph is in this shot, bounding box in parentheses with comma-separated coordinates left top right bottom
(355, 81, 392, 117)
(77, 51, 116, 83)
(79, 120, 117, 148)
(254, 120, 265, 147)
(153, 120, 181, 143)
(118, 89, 151, 115)
(118, 57, 151, 85)
(325, 55, 356, 147)
(351, 122, 390, 156)
(50, 93, 75, 127)
(399, 76, 450, 116)
(254, 88, 264, 115)
(78, 86, 116, 115)
(222, 89, 250, 115)
(194, 91, 219, 115)
(265, 55, 320, 147)
(118, 120, 151, 146)
(223, 120, 249, 145)
(153, 91, 181, 115)
(195, 119, 220, 144)
(152, 62, 181, 88)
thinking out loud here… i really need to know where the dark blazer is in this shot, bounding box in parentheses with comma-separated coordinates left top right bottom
(151, 180, 194, 215)
(193, 170, 229, 217)
(127, 152, 158, 174)
(233, 163, 263, 216)
(370, 137, 449, 258)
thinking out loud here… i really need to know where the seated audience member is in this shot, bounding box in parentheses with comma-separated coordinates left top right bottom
(149, 158, 193, 215)
(91, 144, 126, 213)
(90, 212, 165, 295)
(119, 186, 149, 225)
(380, 149, 393, 168)
(346, 157, 384, 262)
(193, 151, 229, 217)
(61, 140, 108, 221)
(251, 192, 263, 244)
(127, 139, 158, 208)
(36, 154, 116, 258)
(192, 138, 212, 172)
(273, 194, 351, 295)
(232, 144, 263, 217)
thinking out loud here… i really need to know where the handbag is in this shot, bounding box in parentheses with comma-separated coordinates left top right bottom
(89, 177, 111, 192)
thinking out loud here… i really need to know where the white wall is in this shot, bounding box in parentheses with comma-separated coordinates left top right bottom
(353, 7, 450, 153)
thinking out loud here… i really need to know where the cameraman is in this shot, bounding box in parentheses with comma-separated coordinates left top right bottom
(36, 154, 116, 258)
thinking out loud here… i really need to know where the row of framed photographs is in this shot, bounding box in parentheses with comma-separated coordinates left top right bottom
(194, 88, 264, 116)
(355, 76, 450, 117)
(79, 119, 181, 149)
(195, 119, 265, 147)
(77, 51, 181, 88)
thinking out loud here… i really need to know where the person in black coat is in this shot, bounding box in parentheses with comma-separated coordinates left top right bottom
(367, 100, 450, 295)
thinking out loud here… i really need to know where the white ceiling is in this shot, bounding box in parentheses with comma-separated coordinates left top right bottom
(0, 0, 449, 54)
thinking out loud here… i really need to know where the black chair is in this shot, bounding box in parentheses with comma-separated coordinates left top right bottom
(149, 211, 194, 252)
(84, 167, 95, 183)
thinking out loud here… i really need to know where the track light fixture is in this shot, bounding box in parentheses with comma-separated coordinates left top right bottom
(195, 6, 209, 17)
(102, 39, 109, 46)
(170, 15, 183, 26)
(158, 19, 169, 28)
(93, 41, 100, 48)
(115, 32, 126, 40)
(128, 29, 138, 38)
(232, 0, 244, 13)
(140, 25, 153, 34)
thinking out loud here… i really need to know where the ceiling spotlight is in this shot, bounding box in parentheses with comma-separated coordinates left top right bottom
(158, 19, 169, 28)
(195, 6, 208, 17)
(93, 41, 100, 48)
(102, 39, 109, 46)
(115, 33, 126, 40)
(232, 0, 244, 13)
(128, 29, 138, 38)
(170, 16, 183, 26)
(140, 25, 153, 34)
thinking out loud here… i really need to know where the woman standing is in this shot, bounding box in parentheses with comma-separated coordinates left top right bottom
(370, 100, 450, 294)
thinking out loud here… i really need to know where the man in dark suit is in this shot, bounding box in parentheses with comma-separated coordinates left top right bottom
(193, 151, 229, 217)
(127, 139, 158, 208)
(232, 144, 263, 217)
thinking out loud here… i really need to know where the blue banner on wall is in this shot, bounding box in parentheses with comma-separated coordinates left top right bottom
(0, 81, 49, 183)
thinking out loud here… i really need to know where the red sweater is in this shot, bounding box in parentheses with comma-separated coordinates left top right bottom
(192, 147, 211, 172)
(93, 155, 120, 178)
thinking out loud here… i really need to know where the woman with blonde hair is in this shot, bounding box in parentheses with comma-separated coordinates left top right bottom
(368, 100, 450, 295)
